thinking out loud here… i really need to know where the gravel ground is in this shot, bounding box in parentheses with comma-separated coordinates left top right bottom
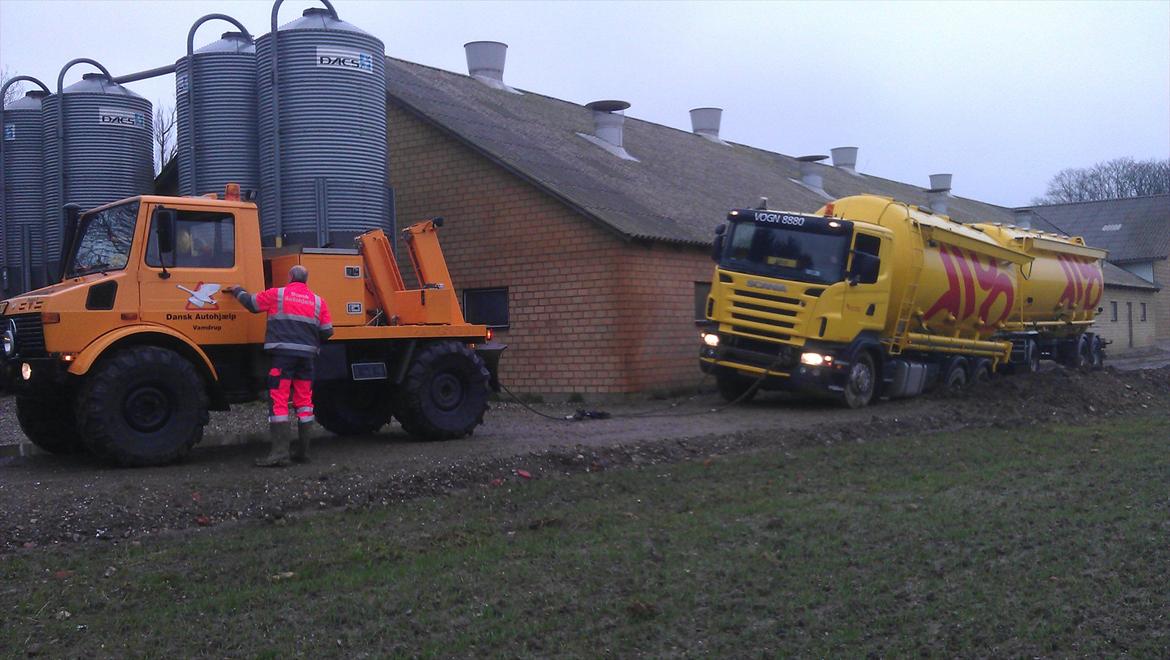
(1, 364, 1167, 553)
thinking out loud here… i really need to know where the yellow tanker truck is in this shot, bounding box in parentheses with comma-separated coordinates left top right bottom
(700, 194, 1107, 407)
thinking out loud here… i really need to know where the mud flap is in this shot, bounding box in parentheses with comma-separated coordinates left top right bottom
(474, 342, 507, 392)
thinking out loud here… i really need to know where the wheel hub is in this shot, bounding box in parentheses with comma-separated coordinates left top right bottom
(123, 386, 170, 433)
(430, 373, 465, 411)
(849, 363, 872, 394)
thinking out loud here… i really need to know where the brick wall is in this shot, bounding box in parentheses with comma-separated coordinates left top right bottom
(388, 101, 713, 394)
(1094, 286, 1158, 351)
(1152, 259, 1170, 339)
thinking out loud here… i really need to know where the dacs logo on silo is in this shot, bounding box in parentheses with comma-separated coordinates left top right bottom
(98, 107, 147, 129)
(316, 47, 374, 72)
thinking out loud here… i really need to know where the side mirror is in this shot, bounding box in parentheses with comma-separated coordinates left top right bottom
(155, 208, 177, 255)
(711, 224, 726, 262)
(848, 251, 880, 285)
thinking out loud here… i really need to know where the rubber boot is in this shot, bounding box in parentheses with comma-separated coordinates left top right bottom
(292, 420, 313, 463)
(255, 422, 292, 468)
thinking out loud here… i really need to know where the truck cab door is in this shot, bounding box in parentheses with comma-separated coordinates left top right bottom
(138, 203, 262, 345)
(842, 228, 892, 334)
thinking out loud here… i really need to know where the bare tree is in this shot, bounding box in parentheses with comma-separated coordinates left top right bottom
(1033, 157, 1170, 205)
(2, 67, 25, 108)
(153, 101, 178, 176)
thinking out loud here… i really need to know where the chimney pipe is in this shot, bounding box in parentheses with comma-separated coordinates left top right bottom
(689, 107, 726, 144)
(464, 41, 521, 94)
(830, 146, 859, 174)
(792, 155, 830, 197)
(578, 100, 637, 161)
(929, 173, 953, 192)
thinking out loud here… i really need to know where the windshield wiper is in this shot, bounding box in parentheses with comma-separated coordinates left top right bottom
(72, 262, 110, 277)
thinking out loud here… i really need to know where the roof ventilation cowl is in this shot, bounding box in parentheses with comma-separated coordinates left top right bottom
(1012, 208, 1034, 230)
(464, 41, 521, 94)
(790, 155, 831, 199)
(830, 146, 860, 175)
(689, 107, 727, 145)
(929, 173, 953, 192)
(578, 100, 638, 161)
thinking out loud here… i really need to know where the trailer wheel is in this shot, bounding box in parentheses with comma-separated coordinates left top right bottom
(76, 347, 208, 466)
(1089, 335, 1105, 369)
(394, 341, 490, 440)
(716, 371, 758, 403)
(842, 352, 876, 409)
(943, 358, 968, 390)
(1024, 339, 1041, 373)
(1065, 335, 1091, 370)
(314, 381, 391, 436)
(16, 394, 84, 455)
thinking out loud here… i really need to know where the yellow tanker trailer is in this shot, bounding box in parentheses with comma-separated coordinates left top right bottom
(699, 194, 1107, 407)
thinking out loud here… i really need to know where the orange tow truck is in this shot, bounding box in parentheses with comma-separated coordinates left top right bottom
(0, 187, 503, 465)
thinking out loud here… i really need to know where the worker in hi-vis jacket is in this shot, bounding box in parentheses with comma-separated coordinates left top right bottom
(225, 265, 333, 467)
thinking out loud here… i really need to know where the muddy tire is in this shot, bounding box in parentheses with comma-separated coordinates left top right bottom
(16, 393, 84, 454)
(76, 347, 208, 466)
(943, 358, 968, 390)
(716, 371, 758, 403)
(1024, 339, 1041, 373)
(393, 341, 489, 440)
(971, 358, 993, 384)
(842, 352, 876, 409)
(314, 381, 391, 436)
(1089, 335, 1105, 369)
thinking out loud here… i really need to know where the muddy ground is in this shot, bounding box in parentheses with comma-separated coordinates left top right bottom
(1, 364, 1168, 554)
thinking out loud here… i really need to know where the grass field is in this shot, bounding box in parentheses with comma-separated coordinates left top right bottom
(3, 415, 1168, 656)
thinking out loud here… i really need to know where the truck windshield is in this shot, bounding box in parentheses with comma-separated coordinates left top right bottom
(721, 220, 850, 284)
(67, 201, 140, 277)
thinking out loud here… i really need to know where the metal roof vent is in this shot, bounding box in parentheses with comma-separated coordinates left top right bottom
(830, 146, 860, 175)
(689, 107, 727, 145)
(790, 155, 830, 198)
(1013, 209, 1034, 230)
(577, 100, 638, 161)
(464, 41, 521, 95)
(929, 173, 953, 191)
(926, 173, 953, 216)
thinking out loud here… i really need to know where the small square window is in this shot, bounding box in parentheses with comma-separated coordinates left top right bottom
(1110, 301, 1118, 322)
(464, 288, 509, 329)
(694, 282, 712, 323)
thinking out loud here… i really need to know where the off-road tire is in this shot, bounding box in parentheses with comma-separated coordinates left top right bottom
(314, 381, 391, 436)
(842, 352, 876, 409)
(76, 346, 208, 466)
(1089, 335, 1105, 370)
(16, 393, 84, 454)
(716, 371, 758, 404)
(393, 341, 490, 440)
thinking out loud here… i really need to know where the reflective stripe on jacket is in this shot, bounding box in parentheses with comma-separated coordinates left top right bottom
(236, 281, 334, 355)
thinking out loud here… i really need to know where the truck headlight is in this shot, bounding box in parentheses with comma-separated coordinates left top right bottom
(21, 362, 32, 381)
(701, 332, 720, 347)
(2, 319, 16, 357)
(800, 352, 833, 366)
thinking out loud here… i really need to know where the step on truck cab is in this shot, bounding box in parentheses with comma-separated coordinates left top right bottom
(0, 187, 504, 465)
(700, 194, 1107, 407)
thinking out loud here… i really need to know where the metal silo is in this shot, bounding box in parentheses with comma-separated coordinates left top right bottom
(257, 4, 388, 247)
(2, 83, 49, 294)
(176, 20, 258, 197)
(42, 67, 153, 282)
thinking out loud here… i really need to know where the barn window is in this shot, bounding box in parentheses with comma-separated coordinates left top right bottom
(463, 288, 509, 329)
(1141, 303, 1147, 322)
(1110, 301, 1118, 322)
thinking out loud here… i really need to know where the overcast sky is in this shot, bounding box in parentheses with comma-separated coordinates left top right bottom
(2, 0, 1167, 207)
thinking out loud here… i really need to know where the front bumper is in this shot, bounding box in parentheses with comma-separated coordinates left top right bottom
(0, 356, 70, 394)
(699, 335, 850, 396)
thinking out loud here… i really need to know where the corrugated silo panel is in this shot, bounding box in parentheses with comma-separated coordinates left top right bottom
(257, 8, 388, 247)
(176, 31, 259, 197)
